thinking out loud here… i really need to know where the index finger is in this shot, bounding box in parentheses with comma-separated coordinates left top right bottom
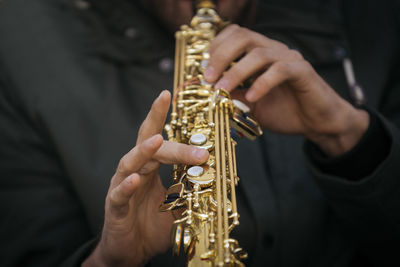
(205, 25, 288, 84)
(136, 90, 171, 145)
(205, 26, 264, 83)
(209, 24, 240, 55)
(112, 134, 163, 188)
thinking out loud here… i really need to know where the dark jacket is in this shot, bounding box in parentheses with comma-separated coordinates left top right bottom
(0, 0, 399, 266)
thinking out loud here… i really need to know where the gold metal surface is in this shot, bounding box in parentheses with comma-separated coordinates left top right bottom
(160, 1, 262, 266)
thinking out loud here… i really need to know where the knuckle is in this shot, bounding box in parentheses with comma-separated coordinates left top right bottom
(253, 47, 269, 61)
(302, 60, 315, 76)
(302, 59, 312, 69)
(117, 157, 129, 174)
(273, 39, 289, 50)
(228, 24, 240, 32)
(288, 49, 303, 60)
(269, 38, 288, 50)
(280, 43, 289, 50)
(232, 25, 246, 38)
(273, 61, 290, 74)
(252, 46, 264, 56)
(109, 189, 119, 206)
(140, 160, 160, 174)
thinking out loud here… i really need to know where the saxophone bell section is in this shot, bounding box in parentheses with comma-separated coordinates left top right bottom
(159, 1, 262, 266)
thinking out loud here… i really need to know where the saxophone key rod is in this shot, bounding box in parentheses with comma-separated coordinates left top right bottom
(159, 1, 262, 265)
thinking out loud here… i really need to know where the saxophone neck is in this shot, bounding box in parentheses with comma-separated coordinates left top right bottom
(194, 0, 217, 10)
(190, 0, 223, 30)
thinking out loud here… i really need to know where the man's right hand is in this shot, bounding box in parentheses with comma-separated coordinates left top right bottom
(82, 90, 209, 267)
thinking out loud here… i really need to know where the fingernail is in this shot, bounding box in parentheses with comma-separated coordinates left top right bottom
(215, 79, 228, 90)
(204, 66, 215, 81)
(193, 148, 208, 160)
(161, 90, 170, 97)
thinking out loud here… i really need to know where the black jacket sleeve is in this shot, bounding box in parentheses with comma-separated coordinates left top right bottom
(304, 21, 400, 267)
(305, 111, 400, 265)
(304, 108, 391, 181)
(303, 1, 400, 265)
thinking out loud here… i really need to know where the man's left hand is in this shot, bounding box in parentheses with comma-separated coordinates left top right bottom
(205, 24, 369, 156)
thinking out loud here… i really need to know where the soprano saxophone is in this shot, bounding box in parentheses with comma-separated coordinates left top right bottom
(159, 1, 262, 266)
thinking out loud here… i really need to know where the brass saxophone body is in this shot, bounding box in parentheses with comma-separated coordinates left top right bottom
(159, 1, 262, 266)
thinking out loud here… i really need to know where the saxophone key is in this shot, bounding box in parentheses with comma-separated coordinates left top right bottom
(186, 164, 215, 187)
(172, 223, 183, 256)
(183, 227, 194, 253)
(189, 133, 207, 145)
(159, 182, 185, 211)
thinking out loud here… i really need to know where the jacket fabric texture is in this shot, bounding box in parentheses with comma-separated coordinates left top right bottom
(0, 0, 399, 266)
